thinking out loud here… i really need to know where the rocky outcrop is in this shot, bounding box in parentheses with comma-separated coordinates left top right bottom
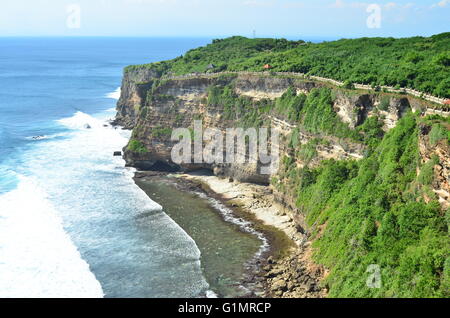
(262, 247, 327, 298)
(418, 123, 450, 209)
(114, 67, 160, 128)
(114, 70, 430, 184)
(333, 90, 420, 130)
(114, 70, 440, 237)
(234, 75, 318, 100)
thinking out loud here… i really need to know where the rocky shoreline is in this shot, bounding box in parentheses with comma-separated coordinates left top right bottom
(134, 170, 327, 298)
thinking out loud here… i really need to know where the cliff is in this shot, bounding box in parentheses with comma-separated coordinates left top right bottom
(115, 67, 449, 298)
(116, 71, 427, 178)
(115, 68, 448, 220)
(115, 67, 160, 129)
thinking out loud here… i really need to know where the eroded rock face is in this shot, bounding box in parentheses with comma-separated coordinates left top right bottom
(378, 97, 412, 130)
(114, 69, 430, 195)
(114, 67, 160, 128)
(332, 90, 418, 130)
(418, 123, 450, 209)
(333, 91, 369, 129)
(234, 74, 318, 100)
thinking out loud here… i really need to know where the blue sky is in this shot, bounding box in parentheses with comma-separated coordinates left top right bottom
(0, 0, 448, 38)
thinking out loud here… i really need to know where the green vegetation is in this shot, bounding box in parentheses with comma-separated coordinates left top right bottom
(356, 116, 385, 153)
(418, 155, 439, 186)
(274, 113, 449, 297)
(299, 88, 361, 140)
(151, 126, 172, 138)
(137, 73, 449, 297)
(379, 96, 391, 111)
(275, 86, 307, 121)
(206, 82, 367, 142)
(429, 123, 449, 145)
(206, 84, 270, 127)
(126, 36, 304, 76)
(343, 80, 355, 90)
(297, 138, 320, 163)
(127, 33, 450, 98)
(128, 139, 148, 153)
(207, 85, 241, 119)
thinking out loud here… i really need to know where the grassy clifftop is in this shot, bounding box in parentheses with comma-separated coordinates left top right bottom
(126, 33, 450, 98)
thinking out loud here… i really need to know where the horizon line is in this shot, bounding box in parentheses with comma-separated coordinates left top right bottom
(0, 33, 446, 40)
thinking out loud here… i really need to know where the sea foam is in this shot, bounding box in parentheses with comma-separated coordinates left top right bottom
(0, 176, 104, 298)
(0, 109, 208, 297)
(57, 111, 105, 130)
(105, 87, 121, 100)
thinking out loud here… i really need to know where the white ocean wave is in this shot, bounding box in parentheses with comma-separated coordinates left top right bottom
(57, 111, 105, 130)
(105, 87, 121, 100)
(0, 176, 104, 298)
(25, 133, 68, 141)
(205, 290, 219, 298)
(4, 109, 209, 297)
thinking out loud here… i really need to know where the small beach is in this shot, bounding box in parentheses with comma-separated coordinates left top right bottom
(134, 170, 327, 298)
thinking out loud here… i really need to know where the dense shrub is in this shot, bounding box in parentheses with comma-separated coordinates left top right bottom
(300, 88, 361, 140)
(128, 139, 148, 153)
(429, 123, 448, 145)
(275, 113, 449, 297)
(128, 33, 450, 98)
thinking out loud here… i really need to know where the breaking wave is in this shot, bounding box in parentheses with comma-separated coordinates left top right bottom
(105, 87, 121, 100)
(0, 176, 104, 298)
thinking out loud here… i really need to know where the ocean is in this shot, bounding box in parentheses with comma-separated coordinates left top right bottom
(0, 37, 226, 298)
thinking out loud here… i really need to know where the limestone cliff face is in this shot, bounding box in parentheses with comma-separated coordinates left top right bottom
(115, 69, 431, 200)
(333, 90, 421, 130)
(114, 67, 160, 128)
(233, 75, 318, 100)
(113, 68, 449, 242)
